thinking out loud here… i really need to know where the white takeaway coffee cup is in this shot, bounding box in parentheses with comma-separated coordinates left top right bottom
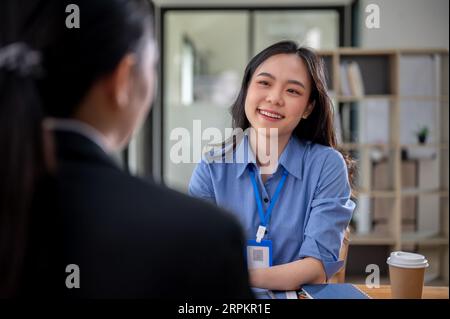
(387, 251, 429, 299)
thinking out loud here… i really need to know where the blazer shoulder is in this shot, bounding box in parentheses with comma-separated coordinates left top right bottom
(124, 174, 242, 235)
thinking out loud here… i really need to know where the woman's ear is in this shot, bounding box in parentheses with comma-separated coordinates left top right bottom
(302, 101, 315, 119)
(110, 54, 136, 109)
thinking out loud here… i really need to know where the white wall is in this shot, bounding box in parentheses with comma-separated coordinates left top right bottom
(358, 0, 449, 49)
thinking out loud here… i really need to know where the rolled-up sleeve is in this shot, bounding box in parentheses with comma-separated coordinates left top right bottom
(189, 160, 216, 203)
(298, 150, 355, 280)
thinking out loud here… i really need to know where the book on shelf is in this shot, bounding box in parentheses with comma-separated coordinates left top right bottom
(340, 61, 365, 96)
(340, 62, 351, 96)
(348, 61, 365, 96)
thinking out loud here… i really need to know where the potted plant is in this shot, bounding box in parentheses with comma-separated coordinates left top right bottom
(416, 126, 429, 144)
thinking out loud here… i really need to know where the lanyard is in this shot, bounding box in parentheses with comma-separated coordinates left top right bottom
(249, 166, 288, 232)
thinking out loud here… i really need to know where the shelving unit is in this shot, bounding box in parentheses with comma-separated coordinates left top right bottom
(319, 48, 449, 285)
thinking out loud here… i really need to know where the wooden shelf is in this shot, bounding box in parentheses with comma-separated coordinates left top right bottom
(336, 48, 397, 55)
(401, 143, 448, 149)
(401, 232, 449, 246)
(333, 95, 448, 102)
(398, 48, 449, 55)
(355, 190, 397, 198)
(350, 233, 396, 245)
(354, 189, 449, 198)
(335, 95, 394, 102)
(339, 143, 394, 150)
(401, 188, 449, 197)
(338, 143, 448, 150)
(398, 95, 448, 101)
(318, 48, 449, 283)
(319, 48, 448, 55)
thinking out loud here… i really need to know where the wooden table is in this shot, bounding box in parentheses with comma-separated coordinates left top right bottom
(355, 284, 449, 299)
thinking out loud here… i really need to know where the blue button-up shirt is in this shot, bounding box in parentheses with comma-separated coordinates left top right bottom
(189, 134, 355, 279)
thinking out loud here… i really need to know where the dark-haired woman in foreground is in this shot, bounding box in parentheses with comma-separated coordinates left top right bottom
(0, 0, 252, 298)
(190, 41, 355, 291)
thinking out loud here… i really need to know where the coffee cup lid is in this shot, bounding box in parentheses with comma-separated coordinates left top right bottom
(387, 251, 429, 269)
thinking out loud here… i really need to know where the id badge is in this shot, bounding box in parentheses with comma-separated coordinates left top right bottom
(246, 239, 273, 269)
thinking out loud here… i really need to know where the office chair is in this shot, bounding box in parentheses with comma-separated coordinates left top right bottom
(328, 226, 351, 283)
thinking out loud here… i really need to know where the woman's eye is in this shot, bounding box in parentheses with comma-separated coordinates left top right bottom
(287, 88, 301, 95)
(258, 80, 270, 86)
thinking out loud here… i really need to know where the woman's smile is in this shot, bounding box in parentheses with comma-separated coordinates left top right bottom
(257, 107, 285, 121)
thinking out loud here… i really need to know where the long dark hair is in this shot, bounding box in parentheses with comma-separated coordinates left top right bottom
(0, 0, 153, 296)
(230, 41, 355, 185)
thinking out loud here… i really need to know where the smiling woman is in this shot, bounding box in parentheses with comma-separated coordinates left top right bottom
(189, 41, 356, 291)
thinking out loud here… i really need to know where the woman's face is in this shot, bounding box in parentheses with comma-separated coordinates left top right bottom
(244, 53, 314, 140)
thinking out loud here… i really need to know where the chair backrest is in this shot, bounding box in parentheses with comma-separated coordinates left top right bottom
(328, 226, 351, 283)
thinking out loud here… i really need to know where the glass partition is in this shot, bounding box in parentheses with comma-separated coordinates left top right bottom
(163, 9, 341, 192)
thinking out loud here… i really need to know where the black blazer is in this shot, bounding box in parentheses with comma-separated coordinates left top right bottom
(22, 130, 252, 299)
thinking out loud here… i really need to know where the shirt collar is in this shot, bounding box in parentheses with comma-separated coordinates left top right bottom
(235, 133, 308, 180)
(43, 117, 110, 153)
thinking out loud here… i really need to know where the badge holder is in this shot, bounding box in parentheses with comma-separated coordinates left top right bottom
(246, 237, 273, 269)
